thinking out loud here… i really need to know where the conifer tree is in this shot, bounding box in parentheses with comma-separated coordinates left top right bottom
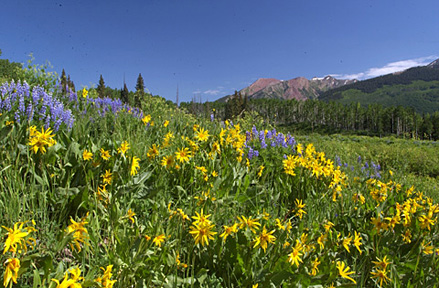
(121, 83, 129, 104)
(135, 73, 145, 93)
(134, 73, 145, 108)
(67, 75, 75, 92)
(97, 74, 106, 98)
(61, 69, 67, 94)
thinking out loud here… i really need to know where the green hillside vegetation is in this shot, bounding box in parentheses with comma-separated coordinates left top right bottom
(324, 80, 439, 114)
(319, 64, 439, 114)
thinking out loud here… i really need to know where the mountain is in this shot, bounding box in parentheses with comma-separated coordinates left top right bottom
(319, 58, 439, 113)
(428, 58, 439, 68)
(219, 75, 357, 102)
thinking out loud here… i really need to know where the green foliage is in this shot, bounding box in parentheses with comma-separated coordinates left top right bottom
(1, 58, 438, 287)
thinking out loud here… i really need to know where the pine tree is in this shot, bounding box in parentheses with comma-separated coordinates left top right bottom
(121, 83, 129, 104)
(61, 69, 67, 94)
(134, 73, 145, 108)
(67, 75, 75, 92)
(97, 74, 106, 98)
(135, 73, 145, 94)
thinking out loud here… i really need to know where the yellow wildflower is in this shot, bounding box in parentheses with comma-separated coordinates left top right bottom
(237, 215, 261, 233)
(2, 221, 36, 254)
(127, 209, 136, 224)
(95, 265, 117, 288)
(253, 226, 276, 252)
(189, 222, 217, 246)
(192, 209, 212, 226)
(117, 141, 130, 155)
(257, 165, 264, 177)
(295, 199, 307, 219)
(175, 147, 192, 163)
(142, 115, 151, 125)
(195, 127, 210, 142)
(66, 216, 89, 252)
(83, 149, 93, 161)
(131, 156, 140, 176)
(147, 144, 159, 160)
(287, 240, 303, 267)
(81, 88, 88, 98)
(153, 234, 166, 247)
(353, 231, 362, 254)
(100, 148, 111, 161)
(219, 223, 238, 241)
(161, 155, 174, 169)
(309, 257, 320, 276)
(101, 170, 113, 184)
(371, 269, 391, 287)
(28, 126, 56, 154)
(336, 261, 356, 284)
(3, 258, 20, 287)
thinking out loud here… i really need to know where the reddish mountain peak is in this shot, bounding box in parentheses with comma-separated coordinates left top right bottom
(243, 78, 281, 95)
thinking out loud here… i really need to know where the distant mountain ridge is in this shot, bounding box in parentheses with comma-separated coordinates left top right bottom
(319, 58, 439, 113)
(220, 75, 357, 102)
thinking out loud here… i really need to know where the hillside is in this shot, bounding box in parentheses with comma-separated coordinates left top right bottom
(319, 59, 439, 113)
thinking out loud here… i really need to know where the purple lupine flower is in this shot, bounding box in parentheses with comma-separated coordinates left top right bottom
(253, 149, 259, 157)
(357, 155, 362, 163)
(286, 134, 296, 147)
(210, 113, 214, 122)
(248, 147, 255, 160)
(266, 130, 272, 139)
(259, 130, 265, 142)
(26, 103, 34, 120)
(335, 156, 342, 167)
(260, 138, 267, 149)
(252, 126, 258, 137)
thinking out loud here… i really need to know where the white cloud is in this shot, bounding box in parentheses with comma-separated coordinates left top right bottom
(332, 55, 438, 80)
(203, 89, 222, 95)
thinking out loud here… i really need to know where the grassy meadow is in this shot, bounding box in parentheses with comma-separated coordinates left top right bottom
(0, 69, 438, 287)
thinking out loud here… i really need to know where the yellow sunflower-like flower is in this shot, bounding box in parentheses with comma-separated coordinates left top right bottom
(95, 265, 117, 288)
(253, 226, 276, 252)
(161, 155, 174, 169)
(3, 258, 20, 287)
(219, 223, 239, 241)
(117, 141, 130, 155)
(237, 215, 261, 233)
(2, 221, 36, 254)
(336, 261, 356, 284)
(100, 148, 111, 161)
(28, 126, 56, 154)
(66, 216, 89, 252)
(153, 234, 166, 247)
(189, 222, 217, 246)
(175, 147, 192, 163)
(83, 149, 93, 161)
(195, 127, 210, 142)
(131, 156, 140, 176)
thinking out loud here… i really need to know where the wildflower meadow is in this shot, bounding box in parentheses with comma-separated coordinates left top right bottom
(0, 66, 438, 288)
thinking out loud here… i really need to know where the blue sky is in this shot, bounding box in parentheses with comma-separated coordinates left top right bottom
(1, 0, 438, 103)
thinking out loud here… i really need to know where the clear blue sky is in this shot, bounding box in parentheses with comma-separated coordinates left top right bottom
(1, 0, 438, 103)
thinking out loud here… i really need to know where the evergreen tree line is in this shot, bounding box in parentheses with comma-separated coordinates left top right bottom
(181, 97, 439, 140)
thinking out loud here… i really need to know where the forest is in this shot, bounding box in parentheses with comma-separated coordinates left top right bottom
(181, 91, 439, 140)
